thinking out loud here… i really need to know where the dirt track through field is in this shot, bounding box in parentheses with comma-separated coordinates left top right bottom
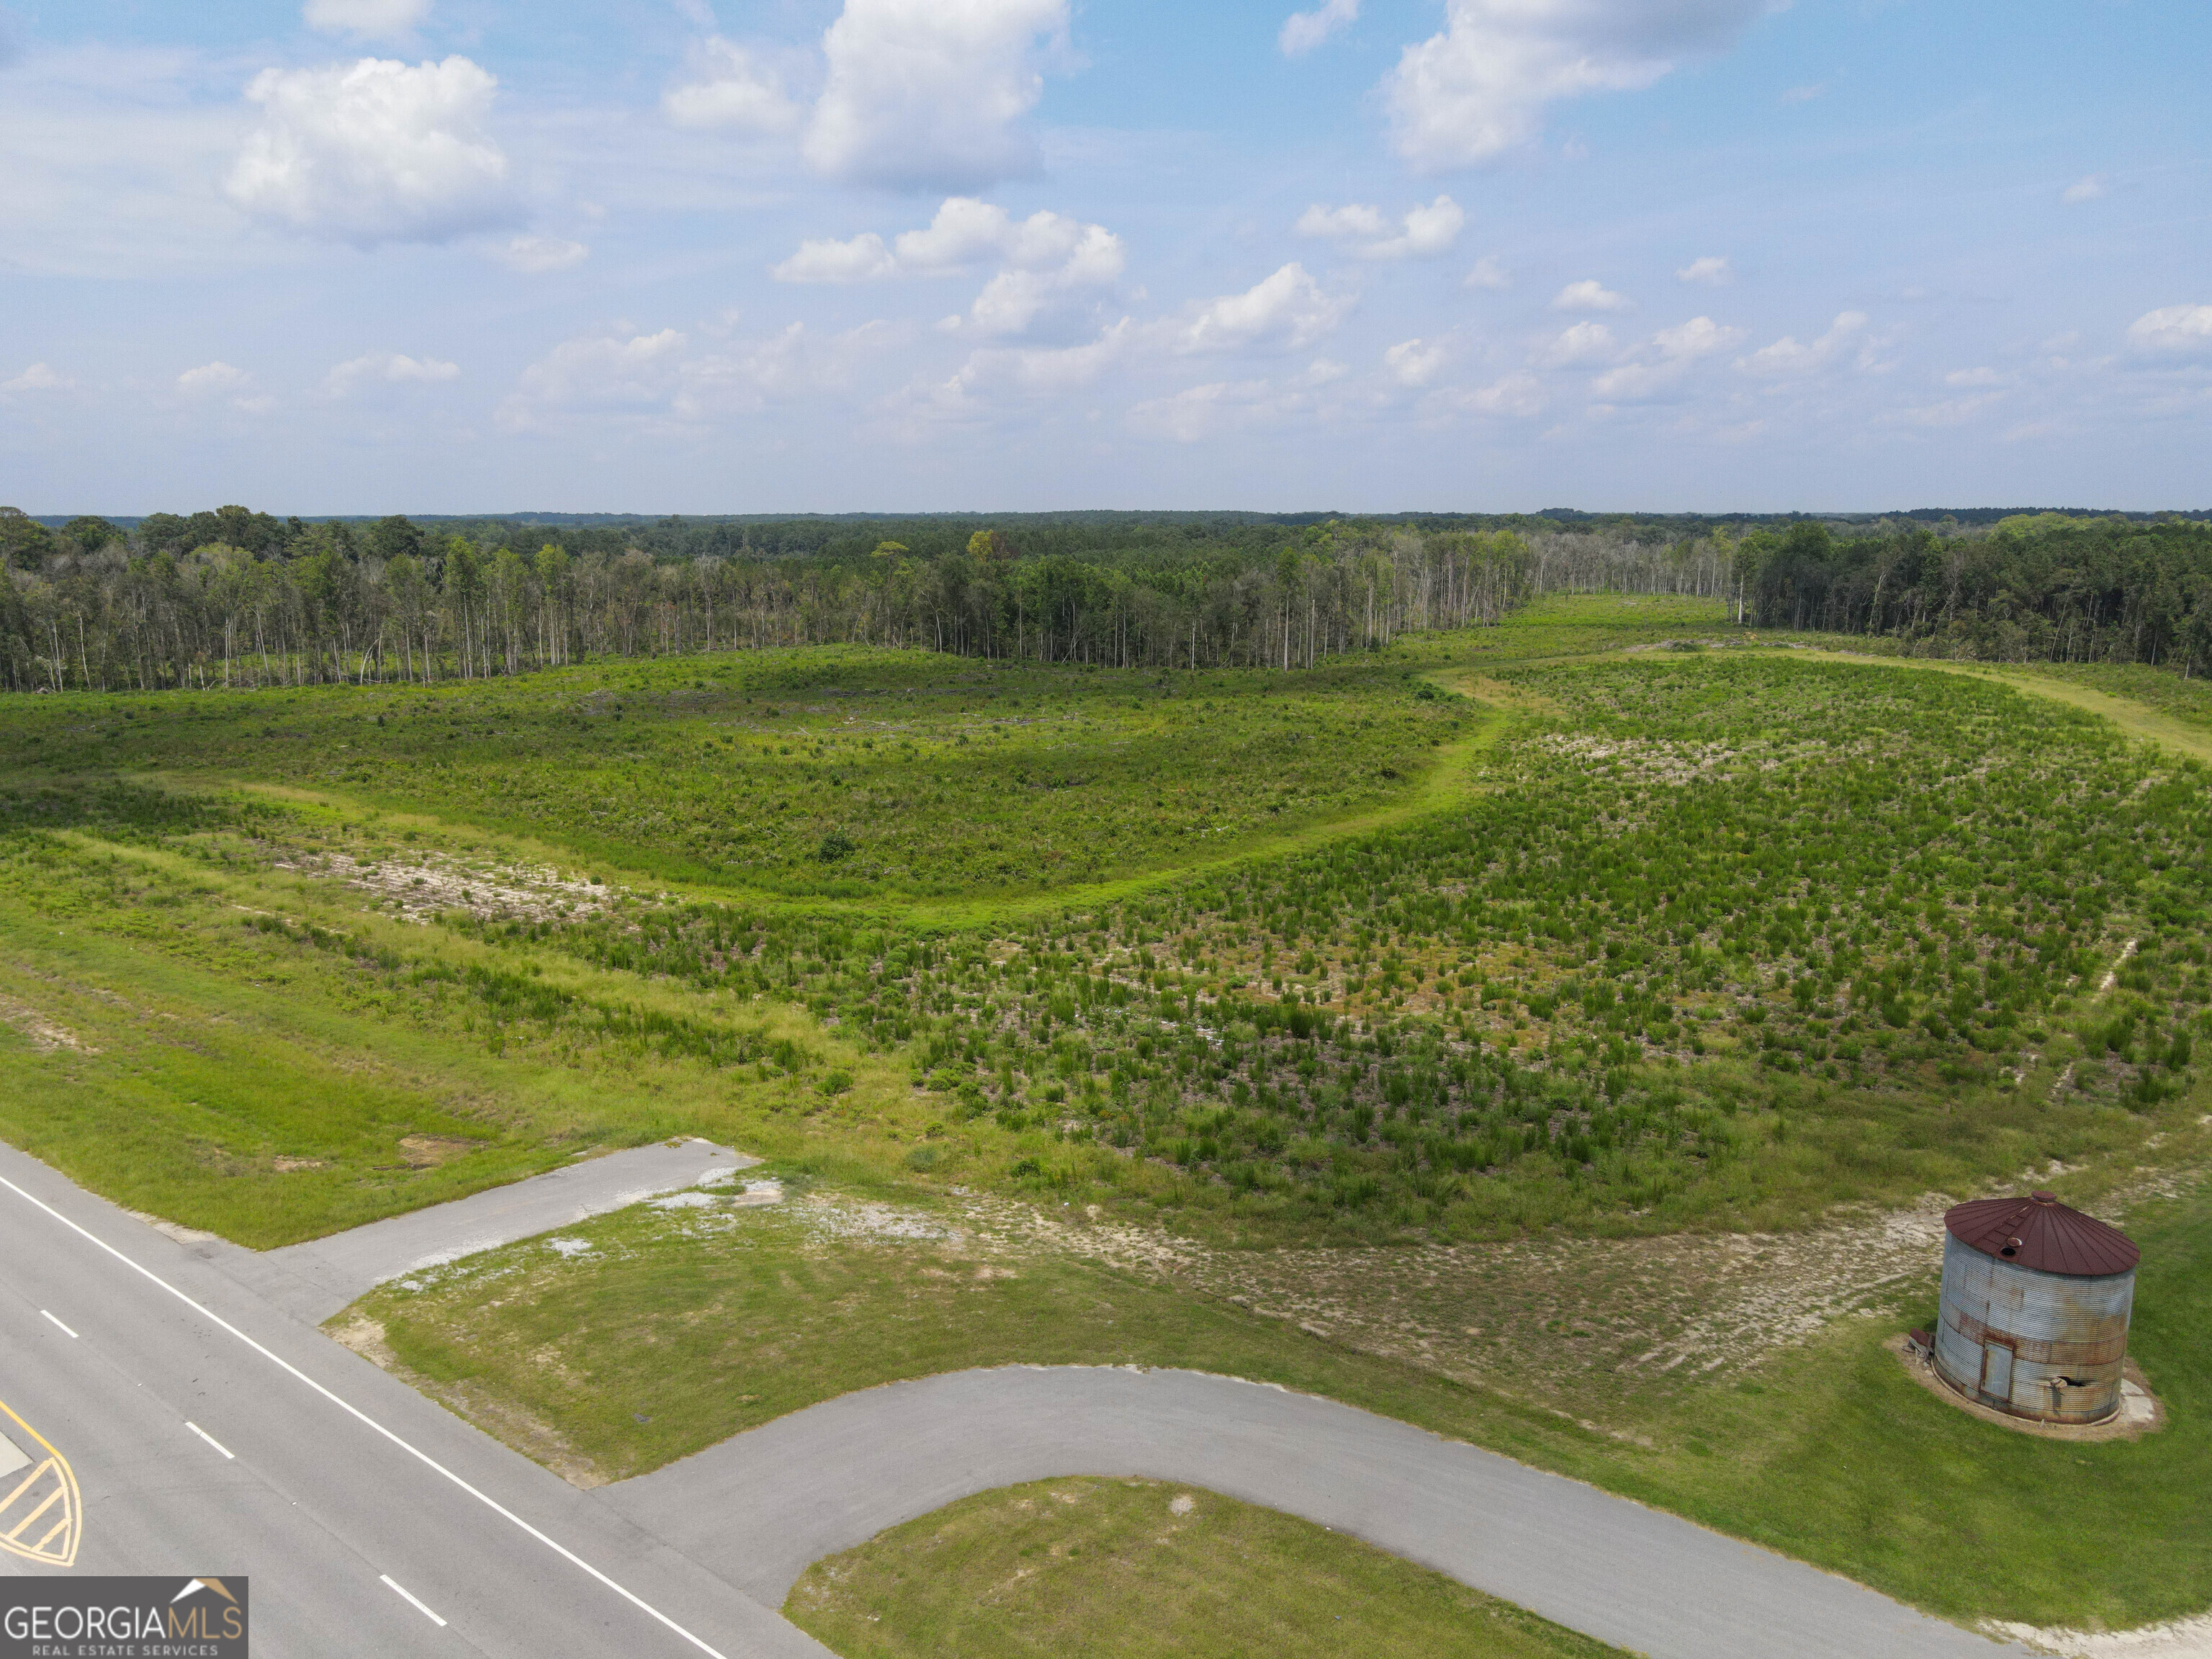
(1760, 649, 2212, 767)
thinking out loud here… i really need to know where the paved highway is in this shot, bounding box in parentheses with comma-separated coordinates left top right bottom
(0, 1139, 825, 1657)
(0, 1136, 2027, 1657)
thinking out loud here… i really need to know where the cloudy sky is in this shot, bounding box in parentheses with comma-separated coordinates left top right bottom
(0, 0, 2204, 514)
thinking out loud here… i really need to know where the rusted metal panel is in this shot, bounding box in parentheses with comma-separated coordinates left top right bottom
(1935, 1233, 2135, 1424)
(1945, 1191, 2139, 1277)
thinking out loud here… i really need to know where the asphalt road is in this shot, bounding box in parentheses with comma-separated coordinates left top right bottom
(0, 1138, 827, 1658)
(250, 1138, 755, 1322)
(0, 1136, 2028, 1658)
(610, 1364, 2023, 1659)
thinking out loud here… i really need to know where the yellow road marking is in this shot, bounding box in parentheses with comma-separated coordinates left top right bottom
(0, 1396, 81, 1568)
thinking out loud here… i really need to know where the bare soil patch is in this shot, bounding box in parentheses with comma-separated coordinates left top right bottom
(0, 992, 98, 1053)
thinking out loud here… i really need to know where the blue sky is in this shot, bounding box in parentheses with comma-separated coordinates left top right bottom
(0, 0, 2204, 514)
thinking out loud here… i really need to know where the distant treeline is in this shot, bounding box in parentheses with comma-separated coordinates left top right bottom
(0, 506, 1532, 693)
(1735, 516, 2212, 670)
(7, 503, 2208, 693)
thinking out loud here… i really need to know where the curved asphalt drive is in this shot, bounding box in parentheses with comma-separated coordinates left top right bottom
(609, 1364, 2015, 1659)
(0, 1136, 2026, 1658)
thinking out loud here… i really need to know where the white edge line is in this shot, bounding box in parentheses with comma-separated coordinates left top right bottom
(381, 1573, 449, 1628)
(0, 1171, 729, 1659)
(186, 1421, 235, 1460)
(40, 1309, 78, 1339)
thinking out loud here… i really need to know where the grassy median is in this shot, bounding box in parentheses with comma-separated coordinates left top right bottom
(784, 1477, 1627, 1659)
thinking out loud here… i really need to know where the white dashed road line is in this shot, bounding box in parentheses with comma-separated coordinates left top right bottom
(382, 1575, 449, 1628)
(40, 1310, 77, 1339)
(0, 1169, 731, 1659)
(186, 1421, 235, 1460)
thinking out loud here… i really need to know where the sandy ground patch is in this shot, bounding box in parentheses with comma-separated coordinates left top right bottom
(269, 848, 616, 925)
(0, 992, 99, 1053)
(1992, 1616, 2212, 1658)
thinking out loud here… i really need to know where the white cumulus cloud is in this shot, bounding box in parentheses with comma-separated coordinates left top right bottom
(499, 328, 688, 429)
(1737, 310, 1869, 376)
(177, 361, 248, 397)
(495, 235, 590, 274)
(1295, 194, 1463, 260)
(1, 364, 72, 393)
(1539, 321, 1615, 364)
(1280, 0, 1359, 56)
(1384, 0, 1766, 170)
(1439, 372, 1543, 418)
(325, 350, 460, 396)
(1384, 336, 1447, 387)
(773, 233, 898, 284)
(1588, 315, 1743, 400)
(1126, 379, 1287, 444)
(1173, 264, 1352, 354)
(2126, 304, 2212, 357)
(1652, 316, 1742, 358)
(1676, 255, 1732, 285)
(500, 320, 898, 430)
(2062, 174, 2108, 204)
(1552, 279, 1629, 313)
(226, 56, 515, 246)
(804, 0, 1068, 189)
(775, 199, 1123, 338)
(663, 37, 801, 133)
(302, 0, 430, 41)
(1464, 254, 1511, 289)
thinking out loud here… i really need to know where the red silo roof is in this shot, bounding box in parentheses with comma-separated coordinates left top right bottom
(1944, 1192, 2139, 1277)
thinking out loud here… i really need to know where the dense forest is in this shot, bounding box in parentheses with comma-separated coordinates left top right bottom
(1, 504, 2208, 693)
(1735, 515, 2212, 669)
(0, 506, 1533, 692)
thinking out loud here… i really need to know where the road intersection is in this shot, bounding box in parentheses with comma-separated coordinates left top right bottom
(0, 1136, 2023, 1657)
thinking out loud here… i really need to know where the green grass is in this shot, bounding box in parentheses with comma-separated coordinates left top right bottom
(0, 648, 1472, 901)
(362, 1166, 2212, 1630)
(6, 600, 2209, 1248)
(0, 822, 978, 1245)
(784, 1477, 1627, 1659)
(12, 589, 2212, 1632)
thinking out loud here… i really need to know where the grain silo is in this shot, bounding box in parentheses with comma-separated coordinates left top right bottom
(1933, 1192, 2139, 1425)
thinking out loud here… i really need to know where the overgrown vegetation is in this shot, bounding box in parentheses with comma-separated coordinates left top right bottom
(8, 589, 2212, 1637)
(6, 598, 2207, 1247)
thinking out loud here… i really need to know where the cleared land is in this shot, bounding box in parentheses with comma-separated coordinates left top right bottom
(5, 594, 2211, 1639)
(784, 1477, 1626, 1659)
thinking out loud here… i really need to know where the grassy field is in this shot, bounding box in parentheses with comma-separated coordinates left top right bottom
(784, 1477, 1627, 1659)
(359, 1165, 2212, 1630)
(6, 591, 2212, 1637)
(0, 647, 1474, 902)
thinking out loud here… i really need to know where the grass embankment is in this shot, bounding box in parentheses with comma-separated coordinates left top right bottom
(784, 1477, 1626, 1659)
(0, 820, 944, 1245)
(362, 1169, 2212, 1631)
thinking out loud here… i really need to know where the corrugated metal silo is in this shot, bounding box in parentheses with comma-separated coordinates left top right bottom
(1933, 1191, 2139, 1425)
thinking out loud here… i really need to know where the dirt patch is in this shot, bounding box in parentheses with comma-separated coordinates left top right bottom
(896, 1166, 2206, 1424)
(397, 1136, 480, 1168)
(1990, 1614, 2212, 1658)
(271, 1156, 328, 1172)
(121, 1208, 222, 1246)
(328, 1313, 608, 1487)
(269, 848, 615, 925)
(0, 993, 99, 1054)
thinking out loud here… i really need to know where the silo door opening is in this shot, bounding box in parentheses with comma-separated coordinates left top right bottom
(1979, 1341, 2015, 1403)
